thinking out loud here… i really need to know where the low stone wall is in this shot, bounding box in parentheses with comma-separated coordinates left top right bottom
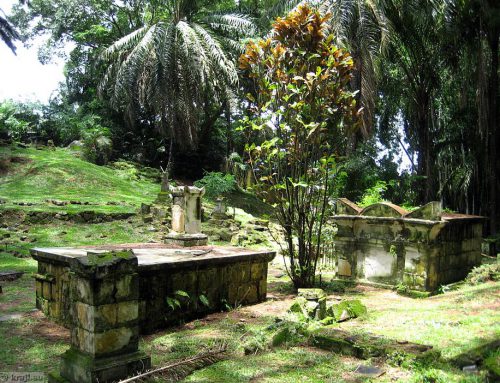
(31, 246, 275, 334)
(333, 200, 484, 291)
(139, 257, 269, 333)
(34, 259, 72, 326)
(1, 208, 134, 224)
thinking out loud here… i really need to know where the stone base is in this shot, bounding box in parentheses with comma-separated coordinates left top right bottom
(165, 233, 208, 247)
(49, 348, 151, 383)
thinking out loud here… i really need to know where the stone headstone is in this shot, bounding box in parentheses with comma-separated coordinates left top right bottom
(165, 186, 207, 247)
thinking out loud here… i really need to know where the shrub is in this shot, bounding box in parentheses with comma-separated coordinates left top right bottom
(194, 172, 236, 198)
(83, 127, 112, 165)
(358, 180, 388, 207)
(239, 5, 360, 288)
(466, 263, 500, 285)
(0, 100, 38, 141)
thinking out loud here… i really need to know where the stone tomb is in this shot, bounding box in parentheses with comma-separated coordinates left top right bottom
(333, 199, 484, 291)
(32, 245, 275, 334)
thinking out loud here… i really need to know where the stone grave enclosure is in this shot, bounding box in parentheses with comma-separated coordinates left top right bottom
(333, 199, 484, 291)
(32, 245, 275, 334)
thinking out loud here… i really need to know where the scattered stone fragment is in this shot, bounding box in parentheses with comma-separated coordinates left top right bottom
(327, 299, 367, 322)
(288, 293, 367, 325)
(143, 215, 154, 223)
(355, 365, 385, 378)
(312, 328, 437, 361)
(463, 365, 478, 374)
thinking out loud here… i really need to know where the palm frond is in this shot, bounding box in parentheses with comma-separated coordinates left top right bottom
(101, 25, 149, 60)
(204, 13, 257, 36)
(0, 15, 20, 54)
(192, 23, 238, 84)
(119, 342, 228, 383)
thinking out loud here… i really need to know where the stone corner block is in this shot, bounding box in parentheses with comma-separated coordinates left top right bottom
(69, 250, 137, 279)
(58, 347, 150, 383)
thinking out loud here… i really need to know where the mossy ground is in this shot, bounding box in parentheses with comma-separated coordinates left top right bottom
(0, 146, 159, 209)
(0, 146, 498, 382)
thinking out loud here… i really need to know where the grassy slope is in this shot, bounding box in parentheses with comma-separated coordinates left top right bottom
(0, 146, 159, 210)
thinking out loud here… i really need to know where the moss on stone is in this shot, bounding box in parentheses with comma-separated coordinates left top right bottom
(328, 300, 367, 322)
(86, 250, 134, 266)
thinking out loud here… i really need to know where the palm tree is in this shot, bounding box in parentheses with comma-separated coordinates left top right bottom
(0, 1, 26, 54)
(322, 0, 387, 141)
(99, 0, 255, 185)
(442, 0, 500, 233)
(380, 0, 444, 203)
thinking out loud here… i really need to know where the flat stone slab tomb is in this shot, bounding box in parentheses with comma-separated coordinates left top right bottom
(32, 245, 275, 334)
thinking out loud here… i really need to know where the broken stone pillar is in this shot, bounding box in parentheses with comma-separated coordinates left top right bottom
(49, 251, 150, 383)
(212, 197, 229, 219)
(294, 288, 327, 320)
(165, 186, 208, 246)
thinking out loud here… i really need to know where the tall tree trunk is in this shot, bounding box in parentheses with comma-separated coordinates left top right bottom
(416, 92, 436, 203)
(161, 138, 174, 192)
(487, 29, 499, 234)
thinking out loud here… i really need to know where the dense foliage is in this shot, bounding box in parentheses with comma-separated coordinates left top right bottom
(2, 0, 499, 238)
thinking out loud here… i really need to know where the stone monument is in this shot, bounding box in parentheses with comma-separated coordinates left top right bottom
(48, 250, 150, 383)
(165, 186, 208, 246)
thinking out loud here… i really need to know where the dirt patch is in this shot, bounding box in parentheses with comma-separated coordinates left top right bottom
(469, 301, 500, 315)
(10, 156, 31, 164)
(239, 297, 294, 318)
(0, 299, 27, 312)
(15, 311, 70, 342)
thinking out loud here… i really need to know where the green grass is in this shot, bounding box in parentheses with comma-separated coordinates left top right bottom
(0, 146, 159, 208)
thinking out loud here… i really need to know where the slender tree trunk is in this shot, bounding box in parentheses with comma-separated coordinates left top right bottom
(161, 138, 174, 192)
(416, 94, 436, 203)
(488, 30, 499, 234)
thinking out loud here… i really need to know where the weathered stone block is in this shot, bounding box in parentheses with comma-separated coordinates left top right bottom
(115, 274, 139, 301)
(328, 300, 367, 322)
(71, 326, 138, 357)
(337, 259, 352, 277)
(70, 251, 138, 280)
(250, 262, 266, 281)
(72, 274, 139, 306)
(227, 283, 239, 304)
(57, 348, 150, 383)
(43, 281, 52, 300)
(73, 301, 139, 331)
(50, 301, 61, 318)
(258, 279, 267, 300)
(35, 280, 42, 296)
(227, 262, 251, 283)
(72, 278, 113, 306)
(198, 268, 217, 292)
(238, 283, 258, 304)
